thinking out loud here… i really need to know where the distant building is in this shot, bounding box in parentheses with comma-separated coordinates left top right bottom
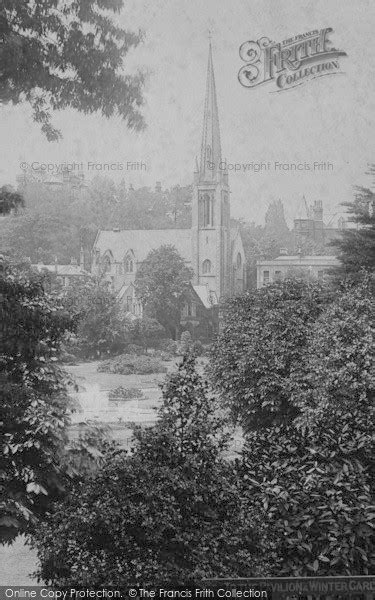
(91, 42, 247, 331)
(32, 253, 90, 288)
(294, 198, 356, 249)
(256, 253, 339, 289)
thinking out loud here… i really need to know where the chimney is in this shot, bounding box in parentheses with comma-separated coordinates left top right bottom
(155, 181, 162, 193)
(70, 257, 78, 266)
(279, 248, 288, 256)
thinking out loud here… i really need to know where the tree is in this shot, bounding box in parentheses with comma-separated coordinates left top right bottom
(135, 245, 193, 339)
(239, 278, 375, 576)
(30, 355, 263, 587)
(129, 316, 166, 352)
(0, 186, 24, 215)
(332, 183, 375, 278)
(291, 275, 375, 425)
(61, 277, 131, 357)
(239, 416, 375, 577)
(0, 262, 73, 543)
(209, 278, 329, 431)
(1, 0, 145, 140)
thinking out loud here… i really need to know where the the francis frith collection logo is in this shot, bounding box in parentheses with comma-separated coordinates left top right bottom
(238, 28, 347, 92)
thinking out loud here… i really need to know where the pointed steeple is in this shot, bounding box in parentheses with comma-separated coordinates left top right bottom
(199, 40, 222, 182)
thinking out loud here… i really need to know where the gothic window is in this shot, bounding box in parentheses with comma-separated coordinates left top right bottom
(202, 259, 212, 274)
(202, 193, 213, 227)
(236, 253, 242, 269)
(124, 252, 135, 273)
(102, 253, 112, 274)
(125, 259, 134, 273)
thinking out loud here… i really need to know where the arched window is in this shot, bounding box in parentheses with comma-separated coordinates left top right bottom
(124, 251, 135, 273)
(125, 258, 134, 273)
(102, 253, 112, 274)
(202, 193, 213, 227)
(202, 259, 212, 274)
(236, 252, 242, 268)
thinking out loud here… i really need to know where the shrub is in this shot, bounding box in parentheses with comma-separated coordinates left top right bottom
(209, 279, 328, 431)
(97, 354, 167, 375)
(108, 387, 144, 401)
(158, 339, 178, 355)
(191, 340, 203, 356)
(30, 356, 263, 587)
(240, 413, 375, 576)
(123, 344, 145, 356)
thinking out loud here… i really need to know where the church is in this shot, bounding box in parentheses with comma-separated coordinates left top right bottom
(91, 42, 247, 326)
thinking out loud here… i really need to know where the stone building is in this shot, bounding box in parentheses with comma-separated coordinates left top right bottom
(91, 42, 247, 317)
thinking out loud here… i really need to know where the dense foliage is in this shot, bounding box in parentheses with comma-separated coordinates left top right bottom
(0, 186, 24, 215)
(333, 181, 375, 278)
(209, 278, 329, 431)
(97, 353, 167, 375)
(135, 245, 193, 339)
(0, 179, 193, 266)
(30, 356, 263, 587)
(1, 0, 145, 139)
(239, 414, 375, 576)
(61, 277, 132, 357)
(238, 277, 375, 576)
(0, 262, 73, 543)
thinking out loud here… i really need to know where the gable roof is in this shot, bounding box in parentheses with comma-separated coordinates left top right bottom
(94, 229, 192, 263)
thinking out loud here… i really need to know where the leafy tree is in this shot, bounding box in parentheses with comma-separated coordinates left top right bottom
(0, 186, 24, 215)
(30, 356, 263, 587)
(135, 245, 193, 339)
(0, 178, 193, 265)
(61, 278, 132, 357)
(1, 0, 145, 140)
(332, 183, 375, 278)
(129, 316, 166, 352)
(239, 415, 375, 577)
(291, 275, 375, 425)
(209, 278, 329, 431)
(0, 262, 73, 543)
(239, 278, 375, 576)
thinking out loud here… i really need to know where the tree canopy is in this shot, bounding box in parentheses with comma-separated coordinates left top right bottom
(30, 356, 263, 587)
(209, 278, 329, 431)
(135, 245, 193, 339)
(0, 0, 145, 139)
(333, 182, 375, 278)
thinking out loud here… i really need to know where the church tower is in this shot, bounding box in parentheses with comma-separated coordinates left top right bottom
(192, 41, 231, 301)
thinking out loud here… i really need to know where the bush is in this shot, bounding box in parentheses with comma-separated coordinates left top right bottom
(179, 330, 192, 354)
(97, 354, 167, 375)
(123, 344, 145, 356)
(191, 340, 203, 356)
(158, 339, 178, 355)
(30, 356, 263, 587)
(108, 387, 144, 401)
(240, 413, 375, 576)
(209, 279, 328, 431)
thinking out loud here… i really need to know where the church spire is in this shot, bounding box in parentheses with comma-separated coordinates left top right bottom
(199, 39, 222, 182)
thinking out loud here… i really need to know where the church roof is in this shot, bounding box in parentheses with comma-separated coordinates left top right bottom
(192, 284, 217, 307)
(94, 229, 192, 263)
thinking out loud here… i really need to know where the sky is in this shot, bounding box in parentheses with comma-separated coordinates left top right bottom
(1, 0, 375, 225)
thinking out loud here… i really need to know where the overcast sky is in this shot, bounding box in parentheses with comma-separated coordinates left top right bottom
(1, 0, 375, 225)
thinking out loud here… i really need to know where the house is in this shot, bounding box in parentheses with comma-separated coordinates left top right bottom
(257, 253, 339, 288)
